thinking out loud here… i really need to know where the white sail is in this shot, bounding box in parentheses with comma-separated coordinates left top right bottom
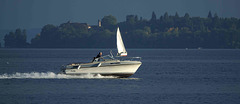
(117, 27, 127, 56)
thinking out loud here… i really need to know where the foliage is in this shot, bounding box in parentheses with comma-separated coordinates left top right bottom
(101, 15, 117, 31)
(4, 29, 29, 48)
(117, 11, 240, 48)
(6, 11, 240, 48)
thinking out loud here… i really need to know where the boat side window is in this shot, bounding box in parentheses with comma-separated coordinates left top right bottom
(66, 65, 79, 69)
(72, 66, 79, 69)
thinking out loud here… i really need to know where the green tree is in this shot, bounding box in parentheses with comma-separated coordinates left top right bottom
(28, 12, 240, 49)
(175, 12, 179, 18)
(101, 15, 117, 30)
(151, 11, 157, 22)
(184, 13, 190, 19)
(208, 11, 212, 19)
(163, 12, 169, 20)
(206, 11, 213, 29)
(134, 15, 139, 22)
(4, 29, 28, 48)
(212, 13, 220, 28)
(31, 34, 41, 47)
(182, 13, 192, 29)
(126, 15, 136, 25)
(144, 26, 151, 35)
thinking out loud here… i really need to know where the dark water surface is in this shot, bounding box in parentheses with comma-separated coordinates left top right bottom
(0, 49, 240, 104)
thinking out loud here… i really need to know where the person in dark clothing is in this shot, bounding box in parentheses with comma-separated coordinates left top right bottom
(92, 52, 102, 62)
(96, 52, 102, 58)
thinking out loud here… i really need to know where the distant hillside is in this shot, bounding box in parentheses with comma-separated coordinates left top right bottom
(3, 11, 240, 48)
(0, 28, 41, 47)
(0, 29, 12, 47)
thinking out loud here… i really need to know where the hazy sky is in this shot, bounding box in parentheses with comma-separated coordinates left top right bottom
(0, 0, 240, 30)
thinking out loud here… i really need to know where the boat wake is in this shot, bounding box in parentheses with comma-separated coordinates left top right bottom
(0, 72, 118, 79)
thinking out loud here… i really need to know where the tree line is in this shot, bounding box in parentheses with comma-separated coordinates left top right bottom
(3, 11, 240, 48)
(4, 29, 29, 48)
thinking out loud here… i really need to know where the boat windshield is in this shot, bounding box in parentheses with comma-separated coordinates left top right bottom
(102, 55, 114, 60)
(92, 55, 115, 62)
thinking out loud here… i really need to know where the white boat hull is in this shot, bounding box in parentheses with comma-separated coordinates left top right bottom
(64, 61, 141, 78)
(61, 27, 142, 78)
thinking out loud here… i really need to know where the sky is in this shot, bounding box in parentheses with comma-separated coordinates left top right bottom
(0, 0, 240, 30)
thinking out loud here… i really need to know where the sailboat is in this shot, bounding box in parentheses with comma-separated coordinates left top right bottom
(60, 27, 142, 78)
(117, 28, 127, 56)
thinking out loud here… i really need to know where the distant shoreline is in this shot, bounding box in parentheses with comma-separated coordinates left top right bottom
(0, 48, 239, 50)
(3, 12, 240, 49)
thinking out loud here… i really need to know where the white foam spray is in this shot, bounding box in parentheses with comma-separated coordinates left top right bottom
(0, 72, 117, 79)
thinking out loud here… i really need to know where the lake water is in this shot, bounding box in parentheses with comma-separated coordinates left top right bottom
(0, 49, 240, 104)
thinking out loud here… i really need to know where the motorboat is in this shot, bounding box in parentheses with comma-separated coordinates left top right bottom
(60, 27, 142, 78)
